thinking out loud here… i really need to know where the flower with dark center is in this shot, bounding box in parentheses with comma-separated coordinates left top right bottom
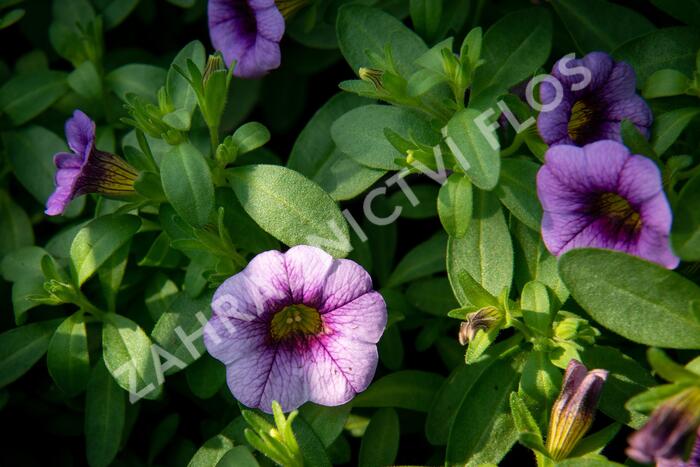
(208, 0, 306, 79)
(45, 110, 138, 216)
(546, 359, 608, 460)
(628, 389, 700, 466)
(203, 245, 387, 413)
(538, 51, 652, 147)
(537, 140, 679, 269)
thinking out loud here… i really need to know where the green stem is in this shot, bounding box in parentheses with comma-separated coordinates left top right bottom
(209, 124, 220, 157)
(136, 130, 158, 172)
(75, 292, 107, 320)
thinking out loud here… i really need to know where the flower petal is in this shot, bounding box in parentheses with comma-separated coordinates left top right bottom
(319, 258, 374, 313)
(306, 333, 379, 406)
(284, 245, 334, 307)
(65, 110, 95, 158)
(323, 291, 387, 344)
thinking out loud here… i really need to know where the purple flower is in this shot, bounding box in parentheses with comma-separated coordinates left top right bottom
(627, 389, 700, 466)
(46, 110, 138, 216)
(208, 0, 285, 79)
(537, 140, 679, 269)
(538, 52, 652, 146)
(546, 359, 608, 460)
(203, 245, 387, 413)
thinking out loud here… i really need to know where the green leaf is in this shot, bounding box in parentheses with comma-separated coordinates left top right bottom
(188, 420, 242, 467)
(288, 93, 385, 201)
(358, 408, 400, 467)
(643, 69, 691, 98)
(647, 347, 699, 383)
(148, 414, 180, 464)
(85, 360, 125, 467)
(569, 423, 621, 458)
(509, 392, 543, 442)
(387, 184, 439, 219)
(612, 26, 700, 86)
(102, 313, 162, 401)
(620, 119, 657, 161)
(2, 126, 70, 206)
(186, 354, 225, 399)
(352, 370, 445, 412)
(559, 249, 700, 349)
(386, 232, 446, 287)
(446, 354, 522, 465)
(216, 446, 260, 467)
(299, 403, 352, 448)
(47, 312, 91, 396)
(98, 241, 130, 312)
(292, 416, 333, 467)
(331, 104, 439, 170)
(229, 164, 351, 257)
(445, 108, 501, 190)
(520, 351, 562, 422)
(407, 277, 460, 316)
(471, 8, 552, 101)
(336, 5, 427, 77)
(496, 158, 542, 231)
(0, 190, 33, 258)
(0, 70, 68, 125)
(0, 319, 61, 388)
(161, 142, 215, 227)
(215, 188, 280, 254)
(167, 40, 206, 115)
(651, 107, 700, 155)
(151, 293, 212, 371)
(96, 0, 139, 29)
(231, 122, 271, 155)
(410, 0, 442, 43)
(426, 339, 515, 445)
(513, 220, 569, 304)
(650, 0, 700, 28)
(447, 190, 513, 304)
(70, 214, 141, 286)
(1, 246, 50, 324)
(581, 345, 656, 428)
(0, 8, 24, 30)
(552, 0, 654, 53)
(521, 281, 554, 336)
(438, 173, 473, 238)
(68, 60, 102, 99)
(106, 64, 166, 102)
(672, 170, 700, 260)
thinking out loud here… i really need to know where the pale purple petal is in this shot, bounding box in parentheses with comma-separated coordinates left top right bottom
(284, 245, 334, 307)
(306, 333, 379, 406)
(323, 291, 387, 344)
(319, 259, 374, 313)
(213, 249, 291, 320)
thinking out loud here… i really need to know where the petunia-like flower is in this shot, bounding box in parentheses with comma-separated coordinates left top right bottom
(208, 0, 302, 79)
(46, 110, 138, 216)
(537, 140, 680, 269)
(538, 51, 652, 146)
(627, 388, 700, 466)
(546, 359, 608, 460)
(203, 245, 387, 413)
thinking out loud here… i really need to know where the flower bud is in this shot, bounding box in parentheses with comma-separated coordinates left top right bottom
(458, 306, 501, 345)
(546, 359, 607, 460)
(359, 67, 385, 91)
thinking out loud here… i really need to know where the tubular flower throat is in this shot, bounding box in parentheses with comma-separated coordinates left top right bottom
(538, 51, 652, 147)
(46, 110, 138, 216)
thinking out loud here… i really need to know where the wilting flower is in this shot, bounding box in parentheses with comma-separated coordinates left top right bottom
(458, 306, 501, 345)
(537, 140, 679, 269)
(628, 388, 700, 466)
(204, 245, 387, 413)
(208, 0, 301, 78)
(538, 51, 652, 146)
(46, 110, 138, 216)
(546, 359, 608, 460)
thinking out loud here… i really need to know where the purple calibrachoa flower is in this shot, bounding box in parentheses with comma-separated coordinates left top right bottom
(208, 0, 285, 79)
(546, 359, 608, 460)
(46, 110, 138, 216)
(204, 245, 387, 413)
(537, 140, 679, 269)
(538, 51, 652, 146)
(627, 389, 700, 466)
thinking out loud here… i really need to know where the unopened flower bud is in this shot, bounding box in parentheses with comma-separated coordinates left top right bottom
(359, 67, 384, 91)
(458, 306, 501, 345)
(546, 359, 607, 460)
